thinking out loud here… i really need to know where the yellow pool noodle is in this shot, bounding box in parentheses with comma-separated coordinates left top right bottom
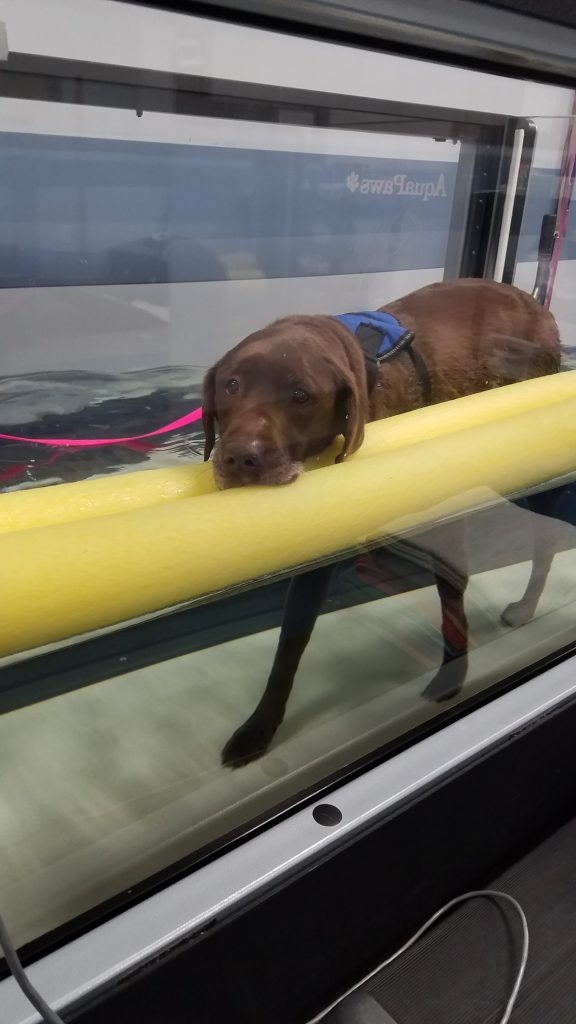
(2, 369, 576, 536)
(2, 394, 576, 659)
(0, 463, 215, 536)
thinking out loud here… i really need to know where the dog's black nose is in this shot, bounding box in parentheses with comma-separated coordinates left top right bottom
(221, 440, 264, 473)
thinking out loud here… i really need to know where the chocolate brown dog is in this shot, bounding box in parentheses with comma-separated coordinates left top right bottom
(203, 279, 561, 766)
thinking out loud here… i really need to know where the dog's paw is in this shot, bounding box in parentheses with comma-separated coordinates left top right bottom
(501, 600, 535, 629)
(221, 715, 277, 769)
(422, 657, 467, 703)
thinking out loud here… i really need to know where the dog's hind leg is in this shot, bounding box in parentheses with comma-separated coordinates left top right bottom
(222, 564, 333, 768)
(501, 510, 557, 628)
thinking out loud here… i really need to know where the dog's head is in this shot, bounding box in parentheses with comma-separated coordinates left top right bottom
(202, 315, 368, 488)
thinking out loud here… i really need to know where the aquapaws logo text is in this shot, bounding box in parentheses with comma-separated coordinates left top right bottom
(346, 171, 447, 201)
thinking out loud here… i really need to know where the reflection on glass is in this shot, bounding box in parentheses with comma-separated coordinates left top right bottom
(0, 22, 575, 960)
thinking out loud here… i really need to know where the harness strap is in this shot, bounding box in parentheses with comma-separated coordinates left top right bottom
(405, 345, 432, 406)
(347, 318, 432, 406)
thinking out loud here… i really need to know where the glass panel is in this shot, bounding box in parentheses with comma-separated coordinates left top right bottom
(0, 0, 575, 956)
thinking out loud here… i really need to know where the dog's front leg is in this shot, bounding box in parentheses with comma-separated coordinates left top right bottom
(422, 568, 469, 702)
(422, 525, 470, 704)
(222, 564, 333, 768)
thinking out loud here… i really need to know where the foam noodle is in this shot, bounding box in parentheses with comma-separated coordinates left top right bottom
(2, 395, 576, 659)
(0, 464, 215, 536)
(2, 370, 576, 536)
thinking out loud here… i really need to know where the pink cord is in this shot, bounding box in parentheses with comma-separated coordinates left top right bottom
(0, 405, 203, 448)
(545, 97, 576, 308)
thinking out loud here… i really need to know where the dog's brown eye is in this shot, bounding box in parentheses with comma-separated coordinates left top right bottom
(292, 387, 309, 404)
(225, 378, 239, 395)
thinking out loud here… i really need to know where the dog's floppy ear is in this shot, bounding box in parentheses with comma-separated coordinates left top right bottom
(331, 324, 369, 463)
(202, 363, 219, 461)
(338, 376, 366, 462)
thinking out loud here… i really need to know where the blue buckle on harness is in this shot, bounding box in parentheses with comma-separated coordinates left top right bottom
(334, 310, 413, 360)
(334, 309, 431, 403)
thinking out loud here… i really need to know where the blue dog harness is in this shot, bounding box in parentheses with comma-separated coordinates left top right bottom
(334, 310, 431, 403)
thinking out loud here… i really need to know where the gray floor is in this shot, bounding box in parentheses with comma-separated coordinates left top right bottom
(331, 813, 576, 1023)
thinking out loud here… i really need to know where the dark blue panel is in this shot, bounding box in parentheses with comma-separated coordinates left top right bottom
(0, 133, 456, 287)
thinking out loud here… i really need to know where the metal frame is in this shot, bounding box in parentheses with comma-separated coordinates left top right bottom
(0, 5, 568, 1004)
(0, 52, 510, 133)
(123, 0, 576, 84)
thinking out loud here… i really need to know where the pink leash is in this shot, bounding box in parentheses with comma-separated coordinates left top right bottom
(545, 97, 576, 308)
(0, 405, 203, 448)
